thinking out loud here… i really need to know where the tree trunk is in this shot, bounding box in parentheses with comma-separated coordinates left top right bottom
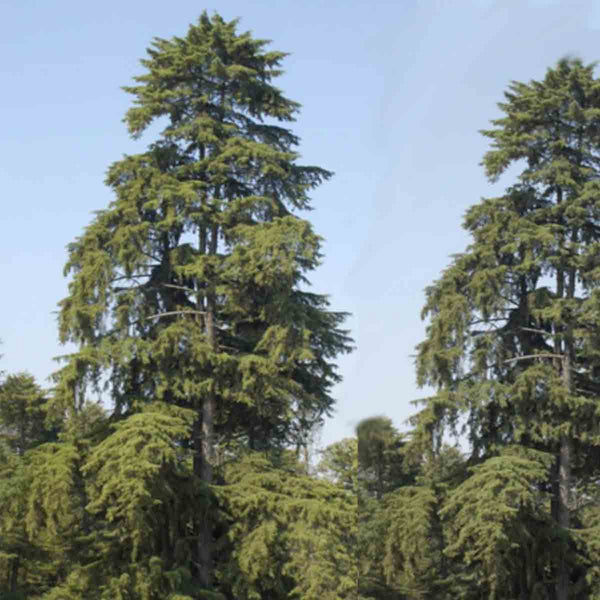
(195, 401, 215, 588)
(553, 188, 571, 600)
(8, 555, 19, 594)
(556, 245, 576, 600)
(556, 428, 571, 600)
(376, 446, 383, 501)
(194, 222, 218, 589)
(556, 323, 573, 600)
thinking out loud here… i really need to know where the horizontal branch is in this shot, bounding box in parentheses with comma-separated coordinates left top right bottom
(161, 283, 203, 295)
(471, 329, 501, 336)
(504, 352, 563, 364)
(111, 273, 154, 283)
(520, 327, 552, 336)
(469, 317, 510, 326)
(114, 282, 204, 295)
(575, 387, 597, 396)
(145, 310, 207, 320)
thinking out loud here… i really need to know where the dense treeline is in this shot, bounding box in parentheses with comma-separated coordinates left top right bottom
(3, 12, 600, 600)
(0, 368, 357, 599)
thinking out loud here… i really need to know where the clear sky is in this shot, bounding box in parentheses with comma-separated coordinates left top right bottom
(2, 0, 600, 448)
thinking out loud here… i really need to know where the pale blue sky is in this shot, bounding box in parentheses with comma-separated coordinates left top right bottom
(2, 0, 600, 447)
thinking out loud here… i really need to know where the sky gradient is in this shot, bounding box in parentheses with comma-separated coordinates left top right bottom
(2, 0, 600, 447)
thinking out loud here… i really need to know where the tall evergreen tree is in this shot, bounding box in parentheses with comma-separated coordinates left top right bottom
(54, 12, 351, 594)
(414, 58, 600, 598)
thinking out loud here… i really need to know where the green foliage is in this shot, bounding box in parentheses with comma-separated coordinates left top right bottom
(0, 373, 67, 597)
(0, 439, 30, 596)
(441, 448, 555, 599)
(317, 437, 358, 493)
(0, 372, 56, 455)
(17, 403, 201, 599)
(55, 9, 351, 450)
(356, 416, 410, 498)
(83, 404, 196, 562)
(380, 485, 439, 596)
(217, 453, 357, 600)
(357, 443, 465, 600)
(26, 442, 81, 544)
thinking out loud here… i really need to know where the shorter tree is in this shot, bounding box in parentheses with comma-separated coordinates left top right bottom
(0, 373, 55, 456)
(317, 437, 357, 493)
(0, 373, 62, 598)
(356, 416, 408, 499)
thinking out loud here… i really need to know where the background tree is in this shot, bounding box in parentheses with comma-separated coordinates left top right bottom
(353, 416, 427, 600)
(0, 372, 59, 598)
(356, 416, 409, 499)
(0, 373, 55, 455)
(317, 436, 357, 493)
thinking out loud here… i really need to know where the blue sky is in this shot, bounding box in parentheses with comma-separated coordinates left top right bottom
(2, 0, 600, 447)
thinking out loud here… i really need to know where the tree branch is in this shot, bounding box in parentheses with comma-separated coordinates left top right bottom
(145, 310, 207, 320)
(504, 352, 563, 364)
(520, 326, 552, 336)
(161, 283, 202, 295)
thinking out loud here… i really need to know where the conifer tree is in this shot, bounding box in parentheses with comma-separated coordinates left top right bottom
(317, 437, 358, 493)
(356, 416, 407, 499)
(0, 436, 29, 598)
(216, 452, 357, 599)
(55, 12, 351, 594)
(0, 373, 54, 455)
(0, 373, 65, 598)
(414, 58, 600, 598)
(363, 447, 463, 599)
